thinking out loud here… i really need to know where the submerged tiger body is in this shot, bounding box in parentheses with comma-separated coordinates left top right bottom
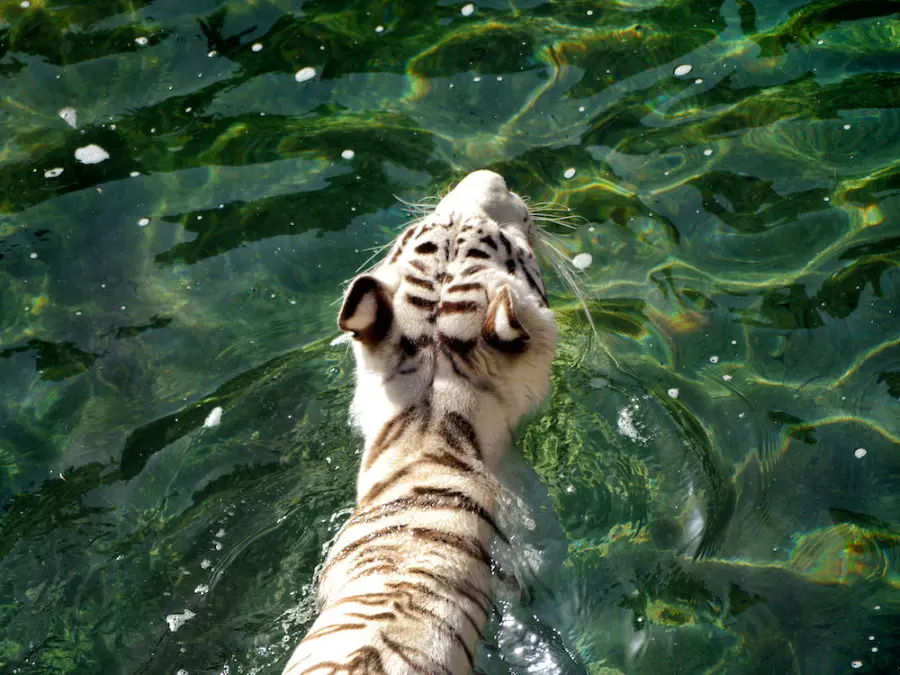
(283, 170, 558, 675)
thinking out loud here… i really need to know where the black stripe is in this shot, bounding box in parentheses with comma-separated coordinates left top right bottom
(460, 265, 486, 277)
(293, 647, 387, 675)
(406, 294, 437, 310)
(447, 282, 483, 294)
(479, 235, 498, 250)
(381, 634, 454, 675)
(346, 487, 505, 543)
(409, 259, 427, 273)
(505, 259, 516, 274)
(386, 580, 484, 638)
(466, 248, 491, 259)
(440, 334, 476, 355)
(404, 275, 434, 290)
(387, 597, 475, 668)
(327, 525, 491, 572)
(439, 300, 479, 314)
(407, 567, 491, 615)
(415, 241, 438, 254)
(364, 406, 418, 469)
(497, 231, 513, 255)
(399, 334, 432, 356)
(441, 411, 482, 460)
(521, 265, 549, 306)
(359, 452, 477, 505)
(300, 622, 367, 642)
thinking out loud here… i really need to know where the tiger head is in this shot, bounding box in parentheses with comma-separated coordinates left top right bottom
(338, 170, 558, 464)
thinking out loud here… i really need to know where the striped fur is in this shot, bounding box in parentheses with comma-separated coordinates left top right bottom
(283, 170, 558, 675)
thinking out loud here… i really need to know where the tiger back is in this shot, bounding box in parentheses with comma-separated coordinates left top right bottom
(282, 170, 558, 675)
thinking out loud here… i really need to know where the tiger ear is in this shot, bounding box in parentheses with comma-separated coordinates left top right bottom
(482, 285, 530, 353)
(338, 275, 394, 347)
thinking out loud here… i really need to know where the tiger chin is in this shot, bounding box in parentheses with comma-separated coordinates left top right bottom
(282, 170, 558, 675)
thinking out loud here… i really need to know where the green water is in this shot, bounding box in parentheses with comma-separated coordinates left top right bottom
(1, 0, 899, 672)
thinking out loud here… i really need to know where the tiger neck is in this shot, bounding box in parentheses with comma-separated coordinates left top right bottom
(355, 389, 510, 507)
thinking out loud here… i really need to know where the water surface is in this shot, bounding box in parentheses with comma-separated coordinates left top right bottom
(1, 0, 898, 673)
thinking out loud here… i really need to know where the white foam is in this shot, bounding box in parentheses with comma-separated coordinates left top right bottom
(617, 407, 646, 443)
(203, 406, 223, 428)
(58, 107, 77, 128)
(295, 67, 316, 82)
(74, 144, 110, 164)
(571, 252, 592, 269)
(165, 609, 196, 632)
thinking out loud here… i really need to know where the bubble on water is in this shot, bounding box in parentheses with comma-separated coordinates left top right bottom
(75, 144, 110, 164)
(135, 36, 149, 46)
(200, 559, 212, 569)
(709, 355, 719, 364)
(843, 124, 851, 130)
(130, 171, 140, 177)
(58, 107, 77, 128)
(204, 407, 223, 428)
(851, 661, 862, 670)
(473, 75, 481, 82)
(20, 0, 30, 6)
(375, 25, 384, 33)
(703, 148, 714, 156)
(854, 447, 867, 459)
(208, 50, 217, 57)
(461, 3, 475, 16)
(578, 105, 585, 112)
(695, 78, 704, 84)
(165, 609, 196, 632)
(617, 407, 646, 443)
(251, 42, 263, 52)
(44, 167, 64, 178)
(722, 374, 733, 381)
(667, 388, 680, 399)
(341, 149, 355, 159)
(817, 39, 824, 45)
(674, 64, 693, 76)
(295, 67, 316, 83)
(138, 217, 150, 227)
(194, 584, 209, 595)
(564, 167, 576, 179)
(29, 252, 38, 259)
(571, 252, 592, 269)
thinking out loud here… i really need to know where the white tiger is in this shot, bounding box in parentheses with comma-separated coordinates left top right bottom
(282, 170, 559, 675)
